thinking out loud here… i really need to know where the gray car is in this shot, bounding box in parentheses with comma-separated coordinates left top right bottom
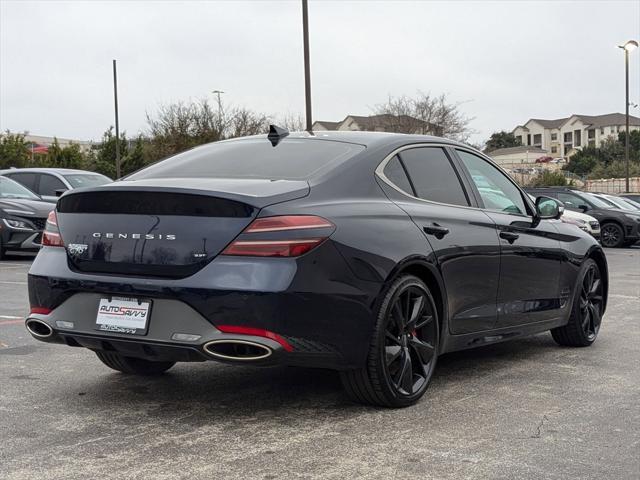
(0, 168, 112, 203)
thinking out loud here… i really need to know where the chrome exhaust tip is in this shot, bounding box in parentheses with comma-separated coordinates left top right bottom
(203, 339, 273, 361)
(25, 318, 53, 339)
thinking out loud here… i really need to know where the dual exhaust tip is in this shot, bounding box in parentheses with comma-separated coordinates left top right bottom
(203, 339, 273, 361)
(25, 318, 53, 339)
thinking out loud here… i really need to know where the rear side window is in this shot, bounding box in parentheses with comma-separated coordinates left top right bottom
(382, 155, 413, 195)
(128, 138, 365, 181)
(4, 172, 38, 192)
(38, 174, 66, 196)
(399, 147, 469, 206)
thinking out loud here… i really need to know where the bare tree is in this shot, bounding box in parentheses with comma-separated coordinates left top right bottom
(275, 112, 306, 132)
(373, 93, 474, 141)
(144, 98, 269, 161)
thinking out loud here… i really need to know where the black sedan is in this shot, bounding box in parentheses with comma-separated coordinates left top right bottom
(0, 176, 53, 259)
(25, 130, 608, 407)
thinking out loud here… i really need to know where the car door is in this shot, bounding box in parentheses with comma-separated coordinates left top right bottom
(454, 149, 563, 329)
(37, 173, 68, 203)
(378, 146, 501, 335)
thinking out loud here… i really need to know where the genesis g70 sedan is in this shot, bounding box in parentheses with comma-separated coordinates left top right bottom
(26, 130, 608, 407)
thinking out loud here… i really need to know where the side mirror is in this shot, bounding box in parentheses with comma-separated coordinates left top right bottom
(535, 196, 563, 220)
(55, 188, 68, 197)
(578, 204, 589, 213)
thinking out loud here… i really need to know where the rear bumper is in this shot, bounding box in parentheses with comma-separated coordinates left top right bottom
(27, 244, 381, 369)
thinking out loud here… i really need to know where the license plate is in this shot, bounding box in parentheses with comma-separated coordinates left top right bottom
(96, 297, 151, 335)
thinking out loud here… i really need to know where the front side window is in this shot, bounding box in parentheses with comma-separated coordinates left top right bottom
(398, 147, 469, 206)
(557, 192, 587, 209)
(456, 150, 527, 215)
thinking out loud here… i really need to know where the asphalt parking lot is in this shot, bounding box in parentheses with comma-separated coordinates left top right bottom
(1, 248, 639, 480)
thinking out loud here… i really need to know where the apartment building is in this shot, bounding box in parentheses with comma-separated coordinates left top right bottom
(513, 113, 640, 157)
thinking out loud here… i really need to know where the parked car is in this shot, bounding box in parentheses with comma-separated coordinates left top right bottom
(0, 168, 112, 203)
(619, 192, 640, 204)
(535, 156, 553, 163)
(593, 193, 640, 212)
(0, 176, 54, 259)
(527, 193, 600, 240)
(25, 131, 608, 407)
(525, 186, 640, 248)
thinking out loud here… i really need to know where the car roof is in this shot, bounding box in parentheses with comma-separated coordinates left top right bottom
(228, 130, 466, 149)
(0, 168, 100, 174)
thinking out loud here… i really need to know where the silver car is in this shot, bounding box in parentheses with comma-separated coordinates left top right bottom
(0, 168, 112, 203)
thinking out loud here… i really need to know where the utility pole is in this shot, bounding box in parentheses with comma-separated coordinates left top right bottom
(302, 0, 312, 132)
(112, 59, 121, 179)
(619, 40, 638, 193)
(212, 90, 224, 135)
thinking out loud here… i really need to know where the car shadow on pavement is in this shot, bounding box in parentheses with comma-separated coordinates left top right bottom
(66, 333, 561, 416)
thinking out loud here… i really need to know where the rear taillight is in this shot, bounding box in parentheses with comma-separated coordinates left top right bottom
(42, 210, 64, 247)
(222, 215, 334, 258)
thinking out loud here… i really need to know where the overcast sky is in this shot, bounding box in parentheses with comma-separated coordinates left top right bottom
(1, 0, 639, 144)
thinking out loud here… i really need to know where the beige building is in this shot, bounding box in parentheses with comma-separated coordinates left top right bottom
(513, 113, 640, 158)
(313, 114, 442, 135)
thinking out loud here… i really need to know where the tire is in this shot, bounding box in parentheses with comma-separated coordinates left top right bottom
(551, 259, 604, 347)
(340, 275, 439, 408)
(600, 222, 624, 248)
(95, 351, 175, 375)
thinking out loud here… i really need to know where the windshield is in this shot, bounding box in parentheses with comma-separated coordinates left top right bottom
(606, 196, 640, 211)
(63, 173, 112, 188)
(128, 138, 365, 181)
(582, 192, 617, 209)
(0, 176, 40, 200)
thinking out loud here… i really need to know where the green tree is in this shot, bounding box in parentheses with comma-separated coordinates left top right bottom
(530, 170, 567, 187)
(0, 131, 30, 169)
(122, 137, 146, 176)
(484, 131, 522, 152)
(86, 127, 129, 179)
(44, 139, 86, 169)
(617, 130, 640, 156)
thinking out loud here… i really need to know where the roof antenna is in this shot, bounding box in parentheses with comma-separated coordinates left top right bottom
(268, 124, 289, 147)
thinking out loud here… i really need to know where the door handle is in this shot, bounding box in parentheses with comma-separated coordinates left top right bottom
(423, 224, 450, 240)
(499, 231, 519, 243)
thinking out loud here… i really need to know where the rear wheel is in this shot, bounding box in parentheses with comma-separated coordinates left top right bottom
(95, 351, 175, 375)
(600, 222, 624, 248)
(340, 275, 439, 408)
(551, 259, 603, 347)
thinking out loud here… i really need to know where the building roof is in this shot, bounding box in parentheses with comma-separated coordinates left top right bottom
(487, 146, 547, 156)
(517, 113, 640, 132)
(312, 121, 341, 130)
(529, 118, 568, 129)
(571, 113, 640, 128)
(313, 114, 439, 133)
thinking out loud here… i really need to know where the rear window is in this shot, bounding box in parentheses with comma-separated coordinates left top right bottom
(128, 138, 365, 181)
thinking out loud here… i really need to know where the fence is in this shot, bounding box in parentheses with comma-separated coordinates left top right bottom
(584, 177, 640, 194)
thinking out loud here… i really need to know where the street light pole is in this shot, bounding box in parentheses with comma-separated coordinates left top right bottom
(302, 0, 312, 132)
(212, 90, 224, 138)
(619, 40, 638, 193)
(112, 59, 121, 179)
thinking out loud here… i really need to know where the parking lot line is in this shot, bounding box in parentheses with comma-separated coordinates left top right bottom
(0, 280, 28, 285)
(0, 319, 23, 326)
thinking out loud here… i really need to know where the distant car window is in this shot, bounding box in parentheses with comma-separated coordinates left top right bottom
(581, 192, 615, 209)
(557, 192, 587, 209)
(63, 173, 112, 188)
(38, 174, 66, 196)
(0, 176, 40, 200)
(127, 138, 365, 181)
(399, 148, 469, 206)
(4, 172, 38, 192)
(382, 155, 414, 195)
(456, 150, 527, 215)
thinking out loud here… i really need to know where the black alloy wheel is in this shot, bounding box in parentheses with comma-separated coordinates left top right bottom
(341, 275, 439, 407)
(600, 223, 624, 248)
(551, 259, 604, 347)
